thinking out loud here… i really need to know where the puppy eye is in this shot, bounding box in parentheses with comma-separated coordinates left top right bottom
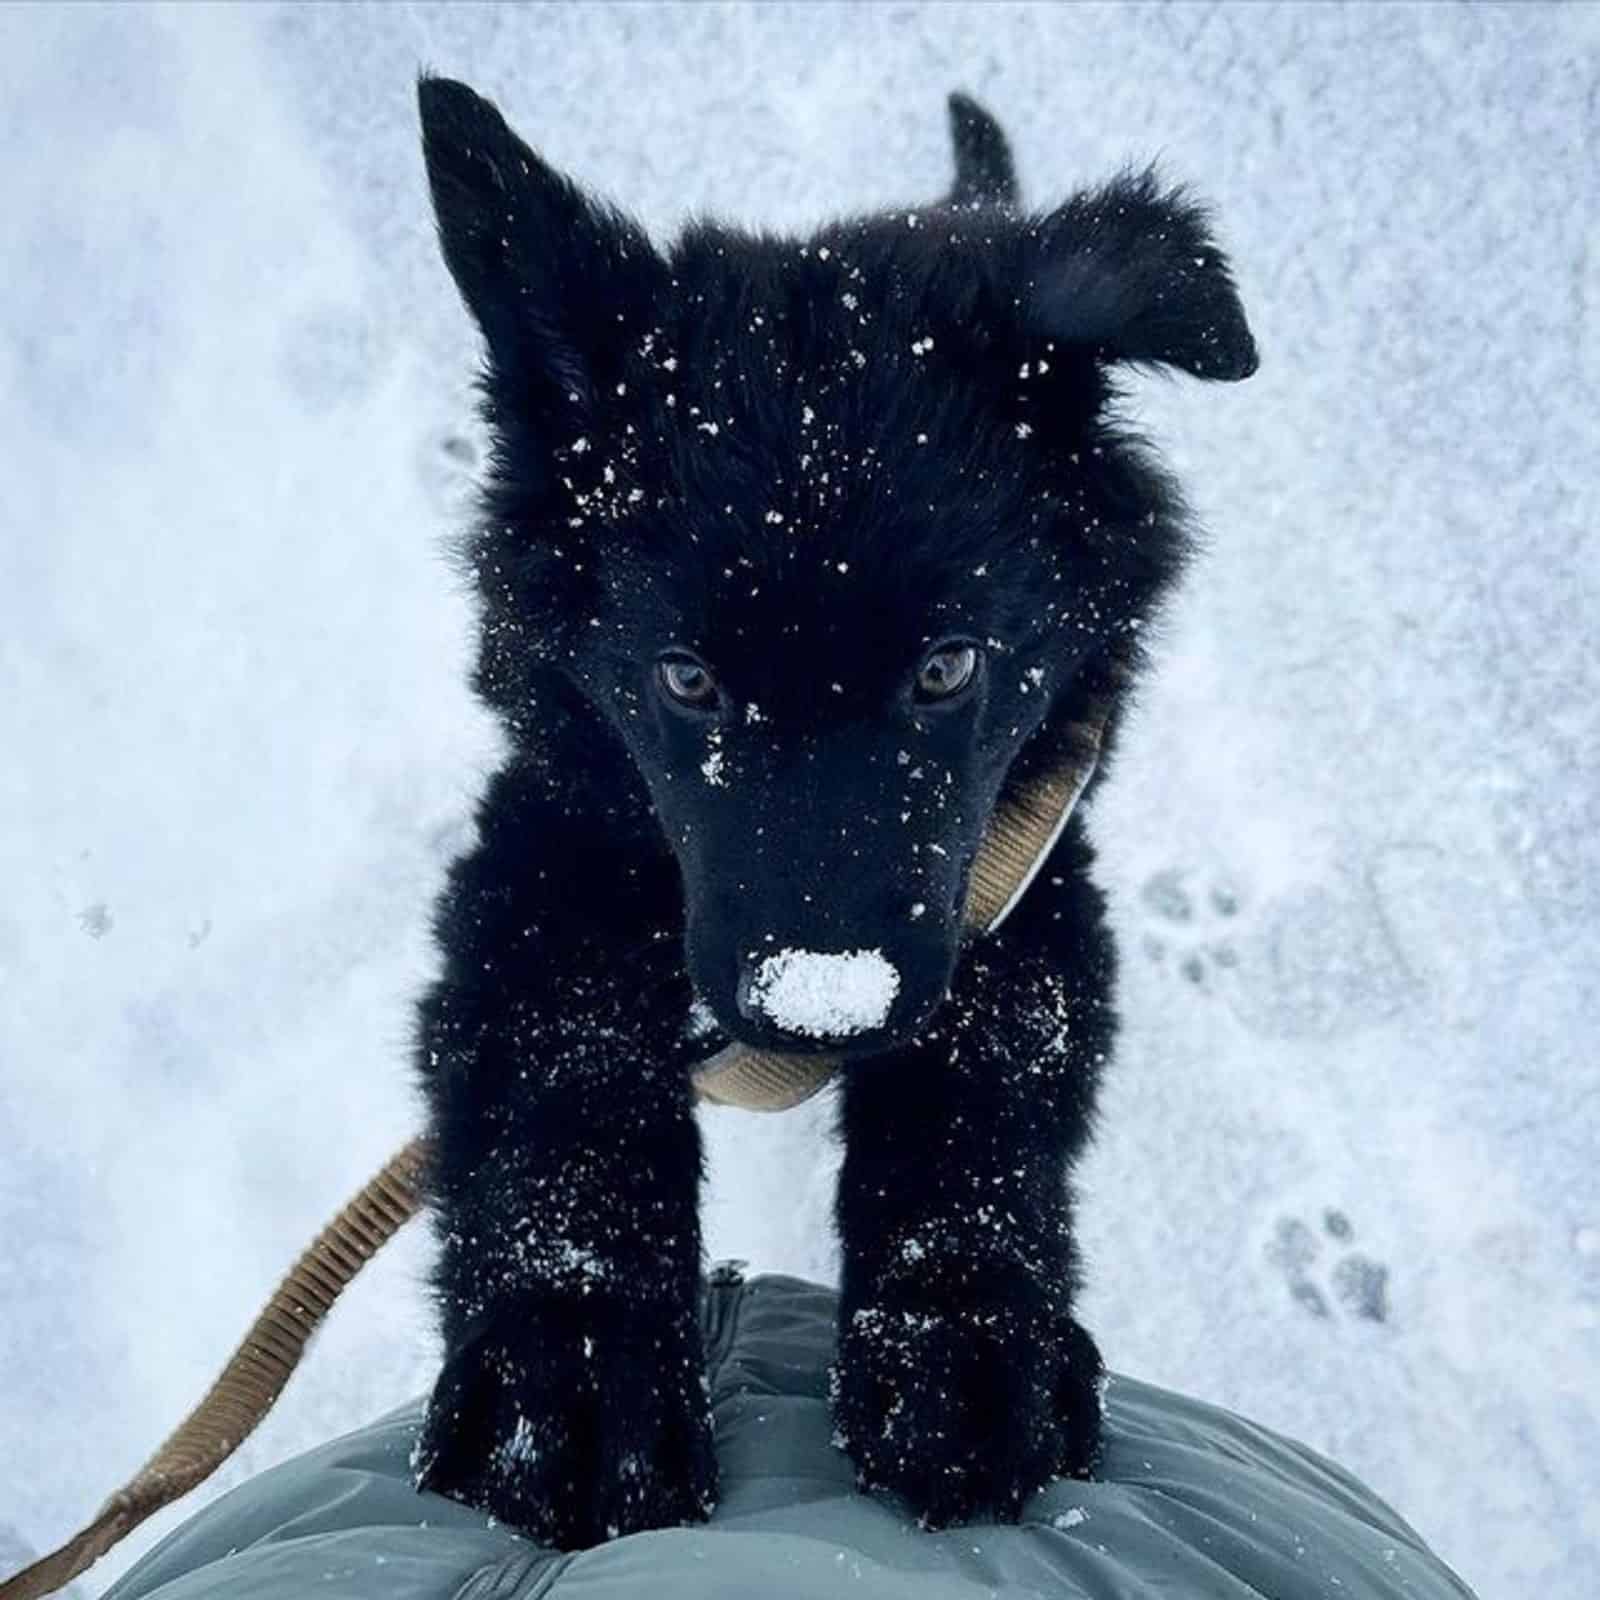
(914, 643, 980, 703)
(658, 653, 721, 710)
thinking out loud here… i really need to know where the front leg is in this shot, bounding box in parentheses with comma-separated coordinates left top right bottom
(832, 917, 1112, 1526)
(412, 766, 714, 1548)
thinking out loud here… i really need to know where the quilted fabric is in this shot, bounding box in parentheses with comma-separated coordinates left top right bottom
(104, 1273, 1479, 1599)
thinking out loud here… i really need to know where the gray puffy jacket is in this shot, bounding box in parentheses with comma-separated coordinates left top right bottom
(105, 1273, 1479, 1599)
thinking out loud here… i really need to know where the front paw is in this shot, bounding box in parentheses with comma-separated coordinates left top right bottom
(413, 1296, 716, 1548)
(832, 1288, 1103, 1526)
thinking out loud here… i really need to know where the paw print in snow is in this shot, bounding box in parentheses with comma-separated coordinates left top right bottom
(416, 426, 482, 517)
(1138, 868, 1242, 987)
(279, 302, 388, 411)
(1144, 861, 1413, 1039)
(1267, 1211, 1390, 1323)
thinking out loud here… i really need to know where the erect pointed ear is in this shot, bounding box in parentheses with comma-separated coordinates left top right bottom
(1025, 168, 1258, 381)
(945, 91, 1019, 210)
(417, 75, 663, 414)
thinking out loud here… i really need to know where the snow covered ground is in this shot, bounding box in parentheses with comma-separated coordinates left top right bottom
(2, 4, 1595, 1596)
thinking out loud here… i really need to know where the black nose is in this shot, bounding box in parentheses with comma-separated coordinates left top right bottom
(734, 946, 904, 1045)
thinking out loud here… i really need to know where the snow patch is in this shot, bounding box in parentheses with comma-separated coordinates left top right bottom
(686, 998, 718, 1040)
(701, 729, 727, 787)
(495, 1414, 540, 1471)
(747, 948, 900, 1039)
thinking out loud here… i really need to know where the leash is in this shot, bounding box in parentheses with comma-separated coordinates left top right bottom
(0, 703, 1108, 1600)
(0, 1141, 430, 1600)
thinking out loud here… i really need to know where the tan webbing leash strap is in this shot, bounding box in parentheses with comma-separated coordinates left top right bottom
(0, 1140, 430, 1600)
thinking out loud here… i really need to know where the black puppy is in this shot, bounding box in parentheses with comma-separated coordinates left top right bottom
(410, 78, 1256, 1546)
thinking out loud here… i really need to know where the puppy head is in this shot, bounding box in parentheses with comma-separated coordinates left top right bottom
(418, 77, 1256, 1057)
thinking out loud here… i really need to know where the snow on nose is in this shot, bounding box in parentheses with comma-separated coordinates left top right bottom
(746, 947, 902, 1040)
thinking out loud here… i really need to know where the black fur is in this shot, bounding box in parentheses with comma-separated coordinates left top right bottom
(409, 77, 1256, 1546)
(946, 92, 1019, 209)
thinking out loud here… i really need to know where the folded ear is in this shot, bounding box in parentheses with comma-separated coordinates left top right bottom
(417, 75, 663, 414)
(1025, 168, 1258, 381)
